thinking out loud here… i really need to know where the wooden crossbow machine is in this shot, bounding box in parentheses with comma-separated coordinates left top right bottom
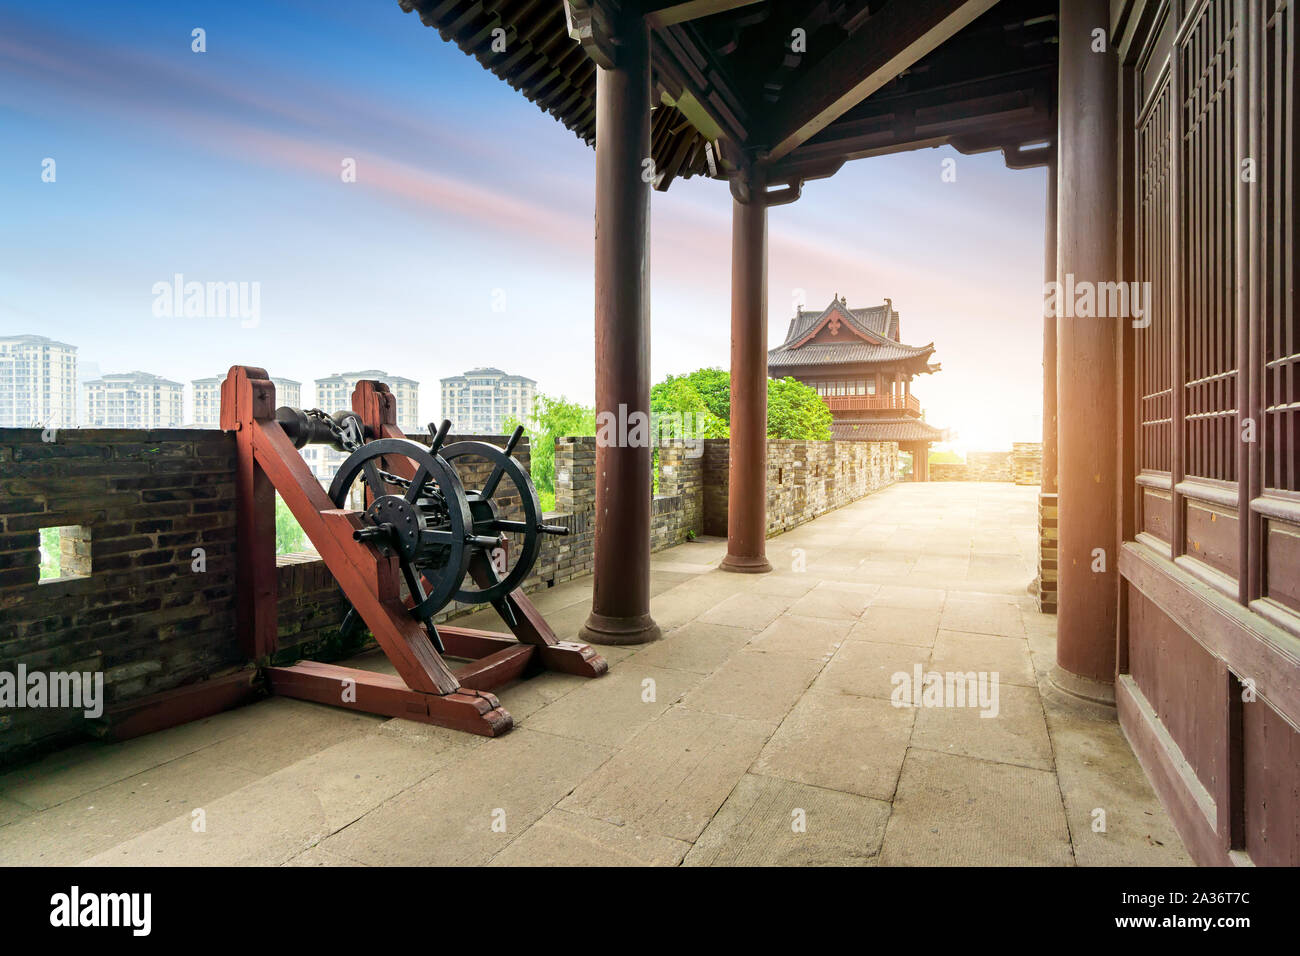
(220, 366, 606, 736)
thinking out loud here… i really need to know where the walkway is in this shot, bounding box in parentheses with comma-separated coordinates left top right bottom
(0, 482, 1190, 865)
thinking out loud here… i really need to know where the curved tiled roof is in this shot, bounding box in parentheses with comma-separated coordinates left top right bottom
(769, 342, 934, 366)
(769, 298, 934, 368)
(783, 300, 898, 343)
(831, 418, 948, 442)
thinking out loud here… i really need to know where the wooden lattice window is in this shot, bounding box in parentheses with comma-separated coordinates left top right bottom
(1138, 75, 1174, 474)
(1180, 0, 1240, 483)
(1262, 0, 1297, 491)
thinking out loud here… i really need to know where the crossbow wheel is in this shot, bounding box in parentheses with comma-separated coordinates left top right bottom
(329, 438, 474, 622)
(439, 440, 544, 605)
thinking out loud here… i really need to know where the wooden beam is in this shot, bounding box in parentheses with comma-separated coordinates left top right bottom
(266, 661, 512, 737)
(105, 671, 260, 740)
(762, 0, 1000, 162)
(564, 0, 621, 69)
(644, 0, 763, 28)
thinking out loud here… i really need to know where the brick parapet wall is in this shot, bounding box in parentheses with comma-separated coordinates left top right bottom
(930, 446, 1044, 484)
(0, 428, 241, 763)
(1037, 492, 1059, 613)
(0, 429, 896, 765)
(702, 439, 898, 537)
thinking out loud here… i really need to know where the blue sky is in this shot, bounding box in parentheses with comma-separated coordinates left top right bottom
(0, 0, 1048, 453)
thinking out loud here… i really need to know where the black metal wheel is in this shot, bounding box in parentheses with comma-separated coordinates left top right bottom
(440, 440, 544, 605)
(329, 438, 473, 620)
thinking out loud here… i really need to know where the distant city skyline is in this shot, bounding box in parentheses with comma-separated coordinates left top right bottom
(0, 334, 536, 430)
(441, 367, 537, 435)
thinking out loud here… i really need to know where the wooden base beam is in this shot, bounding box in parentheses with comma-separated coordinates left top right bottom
(103, 670, 260, 741)
(266, 661, 512, 737)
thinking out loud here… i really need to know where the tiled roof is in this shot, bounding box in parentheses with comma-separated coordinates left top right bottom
(831, 418, 948, 442)
(769, 298, 934, 368)
(769, 342, 933, 366)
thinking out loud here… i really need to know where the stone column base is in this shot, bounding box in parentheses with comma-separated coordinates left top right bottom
(579, 611, 661, 646)
(1049, 664, 1116, 709)
(720, 553, 772, 574)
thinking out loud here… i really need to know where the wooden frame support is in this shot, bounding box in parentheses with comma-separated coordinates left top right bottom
(1052, 0, 1121, 703)
(221, 367, 606, 738)
(578, 11, 662, 645)
(721, 170, 773, 573)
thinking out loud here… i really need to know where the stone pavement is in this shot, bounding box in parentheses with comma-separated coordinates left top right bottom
(0, 482, 1191, 866)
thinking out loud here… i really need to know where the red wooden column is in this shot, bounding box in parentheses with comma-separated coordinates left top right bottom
(721, 176, 773, 573)
(1037, 144, 1060, 614)
(1042, 146, 1059, 493)
(579, 13, 661, 645)
(1053, 0, 1119, 703)
(220, 366, 278, 661)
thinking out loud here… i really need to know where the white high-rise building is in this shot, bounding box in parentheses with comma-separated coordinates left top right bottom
(0, 334, 78, 428)
(440, 368, 536, 434)
(315, 371, 420, 432)
(84, 372, 185, 428)
(306, 371, 419, 488)
(191, 374, 301, 427)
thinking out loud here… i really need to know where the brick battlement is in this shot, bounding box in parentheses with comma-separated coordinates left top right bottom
(0, 428, 896, 765)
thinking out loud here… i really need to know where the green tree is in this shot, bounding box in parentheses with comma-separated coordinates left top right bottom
(650, 375, 729, 440)
(275, 494, 307, 555)
(678, 367, 731, 423)
(39, 527, 60, 580)
(505, 394, 598, 504)
(652, 369, 831, 441)
(766, 376, 833, 440)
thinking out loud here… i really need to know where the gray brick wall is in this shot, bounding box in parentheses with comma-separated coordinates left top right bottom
(0, 428, 897, 766)
(0, 428, 241, 763)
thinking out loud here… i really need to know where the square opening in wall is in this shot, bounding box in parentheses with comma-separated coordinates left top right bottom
(38, 525, 92, 583)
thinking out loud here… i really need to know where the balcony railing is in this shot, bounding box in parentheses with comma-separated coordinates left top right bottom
(823, 393, 922, 415)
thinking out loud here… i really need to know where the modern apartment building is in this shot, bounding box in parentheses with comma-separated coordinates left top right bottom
(306, 371, 419, 488)
(315, 371, 420, 433)
(191, 374, 301, 427)
(0, 334, 78, 428)
(84, 372, 185, 428)
(439, 367, 536, 434)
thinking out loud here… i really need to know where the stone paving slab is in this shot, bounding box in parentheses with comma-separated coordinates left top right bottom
(880, 749, 1074, 866)
(930, 628, 1036, 688)
(748, 613, 850, 661)
(2, 483, 1191, 868)
(488, 807, 691, 866)
(558, 705, 774, 842)
(940, 594, 1027, 637)
(752, 691, 914, 801)
(698, 592, 793, 630)
(786, 584, 875, 621)
(871, 584, 947, 611)
(523, 664, 703, 748)
(624, 621, 756, 675)
(812, 640, 931, 701)
(851, 605, 942, 647)
(319, 728, 611, 867)
(1042, 699, 1193, 866)
(81, 728, 476, 866)
(685, 774, 890, 866)
(680, 648, 825, 723)
(910, 680, 1053, 771)
(2, 750, 262, 865)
